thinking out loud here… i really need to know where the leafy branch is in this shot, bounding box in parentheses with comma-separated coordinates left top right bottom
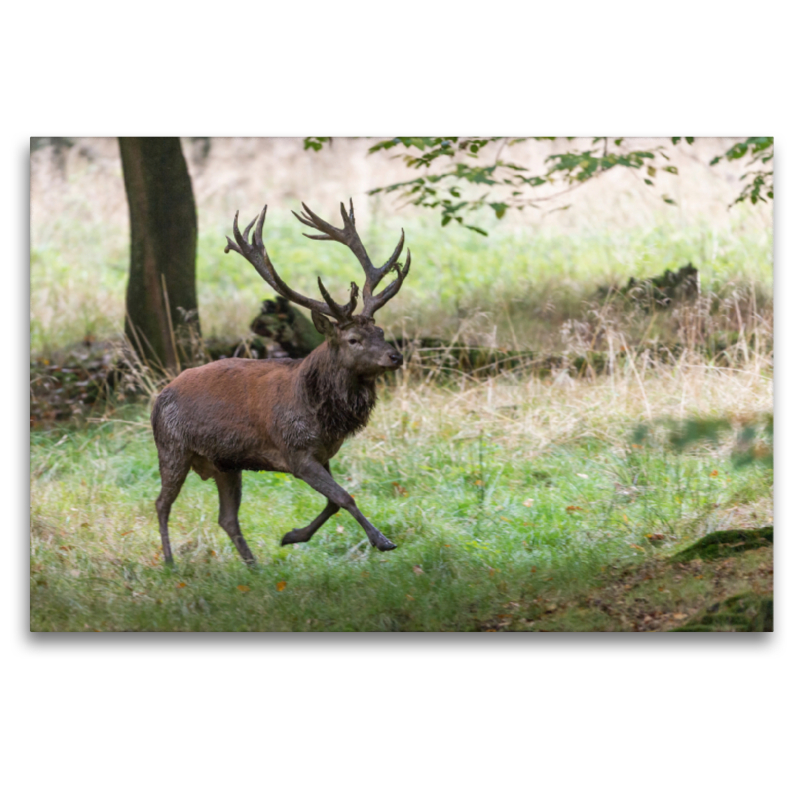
(709, 136, 773, 206)
(362, 137, 684, 232)
(303, 136, 774, 234)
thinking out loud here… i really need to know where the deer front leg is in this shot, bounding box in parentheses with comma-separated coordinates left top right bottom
(280, 500, 339, 546)
(293, 459, 397, 551)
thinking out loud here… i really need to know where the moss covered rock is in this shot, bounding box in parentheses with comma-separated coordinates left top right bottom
(671, 527, 773, 563)
(672, 593, 773, 632)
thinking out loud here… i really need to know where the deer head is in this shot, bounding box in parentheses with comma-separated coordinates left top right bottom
(225, 201, 410, 377)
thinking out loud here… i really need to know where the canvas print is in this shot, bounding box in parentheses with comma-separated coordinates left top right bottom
(30, 137, 773, 631)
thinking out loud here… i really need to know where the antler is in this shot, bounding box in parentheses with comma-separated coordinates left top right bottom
(224, 206, 358, 324)
(292, 199, 411, 320)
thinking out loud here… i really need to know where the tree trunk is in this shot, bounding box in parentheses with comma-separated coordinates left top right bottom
(119, 137, 199, 372)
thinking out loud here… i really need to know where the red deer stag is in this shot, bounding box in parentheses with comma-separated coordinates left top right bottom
(151, 201, 410, 564)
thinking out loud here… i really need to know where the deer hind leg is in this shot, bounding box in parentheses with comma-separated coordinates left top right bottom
(294, 459, 396, 551)
(281, 462, 339, 546)
(155, 451, 191, 565)
(214, 471, 256, 565)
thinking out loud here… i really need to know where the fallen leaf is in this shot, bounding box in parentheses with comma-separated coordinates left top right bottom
(406, 594, 415, 602)
(120, 530, 131, 537)
(177, 582, 186, 588)
(276, 581, 287, 592)
(500, 516, 511, 522)
(630, 544, 644, 551)
(392, 482, 409, 497)
(336, 524, 345, 533)
(474, 480, 483, 486)
(566, 505, 583, 512)
(237, 585, 250, 592)
(576, 473, 589, 479)
(530, 567, 537, 573)
(673, 612, 688, 620)
(710, 470, 718, 477)
(412, 565, 424, 575)
(523, 499, 533, 507)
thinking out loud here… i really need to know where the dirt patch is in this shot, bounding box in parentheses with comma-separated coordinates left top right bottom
(480, 530, 773, 632)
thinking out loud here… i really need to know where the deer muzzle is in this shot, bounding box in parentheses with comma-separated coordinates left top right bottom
(381, 350, 404, 370)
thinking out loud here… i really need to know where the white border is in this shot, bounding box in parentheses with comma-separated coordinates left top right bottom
(5, 2, 797, 798)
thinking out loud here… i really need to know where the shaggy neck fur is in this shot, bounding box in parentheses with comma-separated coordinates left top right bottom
(300, 343, 377, 442)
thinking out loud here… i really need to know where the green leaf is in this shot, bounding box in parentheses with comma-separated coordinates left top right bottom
(303, 137, 331, 152)
(489, 202, 508, 219)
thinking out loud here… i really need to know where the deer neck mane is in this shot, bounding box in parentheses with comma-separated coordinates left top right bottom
(300, 343, 377, 441)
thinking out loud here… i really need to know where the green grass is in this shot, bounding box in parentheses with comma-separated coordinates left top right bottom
(30, 371, 773, 631)
(31, 215, 773, 355)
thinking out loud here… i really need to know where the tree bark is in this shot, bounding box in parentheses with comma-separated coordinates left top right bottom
(119, 137, 199, 372)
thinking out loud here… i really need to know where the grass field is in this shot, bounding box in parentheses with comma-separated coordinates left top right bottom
(30, 308, 773, 630)
(31, 209, 771, 355)
(30, 193, 773, 631)
(29, 382, 773, 630)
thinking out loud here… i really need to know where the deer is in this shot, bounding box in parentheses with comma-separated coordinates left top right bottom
(150, 200, 410, 565)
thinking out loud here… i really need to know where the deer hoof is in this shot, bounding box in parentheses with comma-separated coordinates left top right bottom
(374, 537, 397, 552)
(281, 529, 309, 546)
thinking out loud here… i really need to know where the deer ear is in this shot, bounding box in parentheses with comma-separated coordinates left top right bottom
(311, 310, 336, 337)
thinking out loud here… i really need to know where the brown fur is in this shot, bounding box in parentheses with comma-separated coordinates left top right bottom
(151, 323, 402, 564)
(152, 200, 410, 564)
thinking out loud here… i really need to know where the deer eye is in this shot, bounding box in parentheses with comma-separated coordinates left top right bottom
(347, 337, 360, 346)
